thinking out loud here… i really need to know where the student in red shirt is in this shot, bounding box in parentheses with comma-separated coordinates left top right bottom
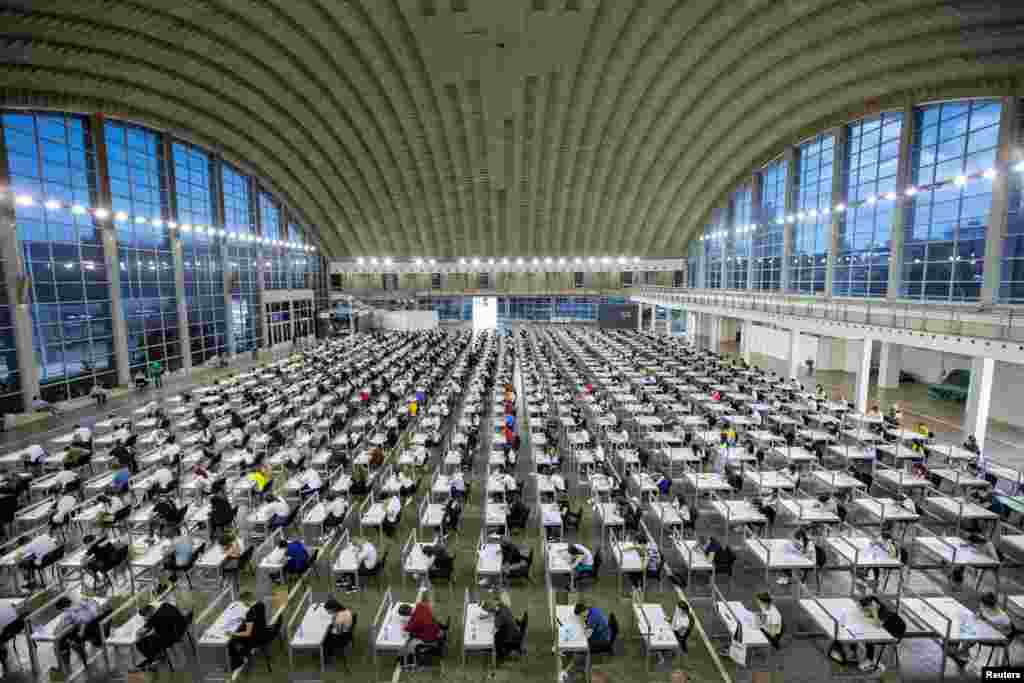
(403, 590, 443, 654)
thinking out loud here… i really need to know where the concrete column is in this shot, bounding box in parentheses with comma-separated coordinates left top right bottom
(825, 125, 847, 297)
(636, 304, 643, 331)
(0, 133, 38, 406)
(748, 172, 763, 291)
(964, 356, 995, 451)
(349, 296, 356, 334)
(855, 337, 874, 414)
(708, 314, 721, 354)
(982, 97, 1018, 303)
(171, 236, 192, 371)
(649, 305, 657, 332)
(741, 320, 753, 364)
(877, 342, 902, 389)
(222, 249, 236, 357)
(100, 228, 131, 386)
(887, 102, 915, 300)
(788, 328, 801, 379)
(781, 147, 798, 292)
(89, 114, 131, 387)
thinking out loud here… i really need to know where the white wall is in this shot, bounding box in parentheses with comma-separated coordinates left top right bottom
(375, 310, 439, 331)
(747, 324, 819, 365)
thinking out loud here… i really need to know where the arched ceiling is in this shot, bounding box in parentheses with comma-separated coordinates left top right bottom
(1, 0, 1023, 259)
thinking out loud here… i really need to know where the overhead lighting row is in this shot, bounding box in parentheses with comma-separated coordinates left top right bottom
(0, 191, 316, 252)
(356, 256, 647, 266)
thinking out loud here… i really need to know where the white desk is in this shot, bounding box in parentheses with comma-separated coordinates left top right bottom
(800, 598, 896, 644)
(462, 603, 496, 666)
(288, 601, 334, 672)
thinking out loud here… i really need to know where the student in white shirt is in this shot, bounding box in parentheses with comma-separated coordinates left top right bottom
(51, 494, 78, 525)
(398, 470, 415, 497)
(385, 493, 402, 524)
(26, 444, 47, 464)
(550, 471, 567, 495)
(298, 468, 323, 496)
(17, 534, 60, 588)
(501, 470, 517, 493)
(238, 448, 257, 468)
(323, 495, 349, 530)
(356, 538, 378, 574)
(264, 496, 291, 527)
(152, 467, 175, 489)
(450, 471, 466, 499)
(52, 469, 78, 490)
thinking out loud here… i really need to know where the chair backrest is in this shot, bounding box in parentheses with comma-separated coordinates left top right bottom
(517, 611, 528, 647)
(607, 612, 619, 646)
(593, 549, 603, 574)
(39, 545, 66, 568)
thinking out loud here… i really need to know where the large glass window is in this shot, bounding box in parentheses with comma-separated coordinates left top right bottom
(791, 134, 834, 294)
(702, 215, 723, 289)
(727, 185, 752, 290)
(835, 112, 902, 297)
(1000, 98, 1024, 302)
(687, 241, 700, 288)
(4, 112, 114, 403)
(222, 164, 257, 351)
(287, 222, 309, 289)
(753, 158, 787, 290)
(117, 131, 178, 375)
(903, 100, 1000, 301)
(259, 192, 287, 289)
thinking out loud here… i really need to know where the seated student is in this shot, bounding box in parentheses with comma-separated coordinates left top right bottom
(500, 539, 528, 576)
(423, 543, 455, 580)
(134, 600, 189, 669)
(284, 446, 306, 472)
(323, 494, 350, 532)
(573, 602, 611, 650)
(219, 532, 245, 572)
(508, 494, 529, 530)
(382, 493, 402, 536)
(334, 537, 377, 591)
(50, 491, 79, 529)
(163, 530, 195, 577)
(53, 594, 102, 670)
(82, 534, 124, 588)
(398, 469, 416, 497)
(264, 495, 292, 528)
(654, 471, 671, 497)
(297, 467, 323, 497)
(441, 497, 462, 535)
(151, 466, 175, 493)
(672, 600, 692, 647)
(626, 533, 661, 589)
(449, 470, 467, 500)
(227, 592, 268, 672)
(150, 495, 181, 536)
(322, 599, 354, 659)
(870, 530, 900, 585)
(754, 591, 783, 645)
(567, 543, 595, 578)
(549, 470, 567, 496)
(111, 440, 136, 473)
(209, 490, 235, 535)
(280, 538, 311, 581)
(482, 592, 521, 659)
(16, 533, 60, 589)
(245, 464, 272, 494)
(777, 528, 812, 585)
(350, 466, 370, 496)
(963, 434, 981, 455)
(402, 590, 444, 658)
(110, 466, 131, 495)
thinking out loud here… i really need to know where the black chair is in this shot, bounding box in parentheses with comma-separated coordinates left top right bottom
(410, 616, 450, 671)
(507, 548, 534, 585)
(590, 613, 618, 656)
(563, 507, 582, 532)
(33, 545, 66, 586)
(334, 612, 357, 672)
(251, 613, 284, 672)
(504, 612, 528, 658)
(676, 615, 693, 653)
(177, 541, 207, 589)
(0, 617, 25, 673)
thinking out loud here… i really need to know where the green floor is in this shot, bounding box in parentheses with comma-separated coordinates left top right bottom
(44, 486, 727, 683)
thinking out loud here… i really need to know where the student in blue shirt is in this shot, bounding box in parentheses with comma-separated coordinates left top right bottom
(111, 467, 131, 493)
(280, 538, 310, 580)
(573, 602, 610, 649)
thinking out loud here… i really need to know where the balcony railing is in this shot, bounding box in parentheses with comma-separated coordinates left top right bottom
(634, 286, 1024, 343)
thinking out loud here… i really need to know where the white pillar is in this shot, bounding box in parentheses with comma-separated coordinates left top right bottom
(708, 315, 721, 354)
(687, 312, 697, 346)
(741, 320, 752, 364)
(964, 356, 995, 451)
(649, 305, 657, 332)
(636, 304, 643, 332)
(788, 328, 800, 380)
(855, 337, 874, 414)
(877, 343, 902, 389)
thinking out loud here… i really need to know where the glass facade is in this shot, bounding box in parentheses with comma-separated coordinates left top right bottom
(753, 158, 787, 291)
(703, 212, 724, 290)
(0, 110, 322, 407)
(259, 192, 287, 290)
(1000, 98, 1024, 302)
(791, 134, 833, 294)
(834, 112, 903, 297)
(903, 100, 1000, 301)
(728, 185, 752, 290)
(4, 112, 113, 403)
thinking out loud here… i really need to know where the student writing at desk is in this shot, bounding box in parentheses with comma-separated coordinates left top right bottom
(573, 601, 611, 650)
(322, 599, 354, 660)
(228, 591, 268, 673)
(54, 595, 102, 670)
(135, 600, 189, 670)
